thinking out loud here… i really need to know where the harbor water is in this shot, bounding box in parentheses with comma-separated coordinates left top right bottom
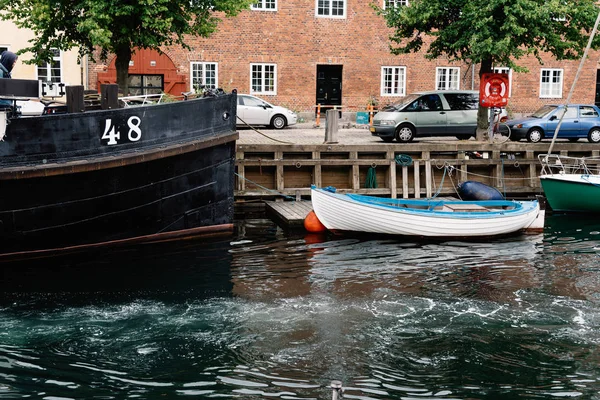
(2, 214, 600, 399)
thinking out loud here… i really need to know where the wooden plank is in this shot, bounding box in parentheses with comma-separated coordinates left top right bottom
(276, 151, 284, 192)
(388, 151, 397, 199)
(527, 150, 536, 187)
(414, 160, 421, 198)
(442, 203, 489, 212)
(351, 151, 359, 190)
(425, 160, 432, 198)
(313, 151, 322, 188)
(265, 200, 313, 228)
(402, 166, 408, 199)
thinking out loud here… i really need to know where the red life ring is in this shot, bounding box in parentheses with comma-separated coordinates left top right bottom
(479, 73, 509, 108)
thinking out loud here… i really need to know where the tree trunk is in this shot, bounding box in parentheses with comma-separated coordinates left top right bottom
(476, 58, 493, 141)
(114, 46, 132, 96)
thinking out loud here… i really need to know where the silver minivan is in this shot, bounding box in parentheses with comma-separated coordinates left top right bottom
(370, 90, 480, 143)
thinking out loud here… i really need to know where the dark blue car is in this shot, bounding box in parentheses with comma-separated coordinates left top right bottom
(505, 104, 600, 143)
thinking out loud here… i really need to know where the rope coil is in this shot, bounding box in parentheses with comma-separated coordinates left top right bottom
(395, 154, 413, 166)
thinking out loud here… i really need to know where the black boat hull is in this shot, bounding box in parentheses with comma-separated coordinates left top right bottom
(0, 94, 238, 255)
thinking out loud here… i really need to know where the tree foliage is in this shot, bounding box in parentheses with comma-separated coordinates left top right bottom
(376, 0, 600, 135)
(0, 0, 251, 93)
(377, 0, 600, 72)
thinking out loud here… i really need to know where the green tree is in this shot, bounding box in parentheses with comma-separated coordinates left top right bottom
(376, 0, 600, 138)
(0, 0, 251, 94)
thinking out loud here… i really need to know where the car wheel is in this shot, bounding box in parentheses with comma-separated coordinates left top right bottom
(526, 128, 543, 143)
(396, 124, 415, 143)
(270, 115, 287, 130)
(588, 128, 600, 143)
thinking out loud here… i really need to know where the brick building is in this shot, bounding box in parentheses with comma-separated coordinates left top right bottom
(88, 0, 600, 119)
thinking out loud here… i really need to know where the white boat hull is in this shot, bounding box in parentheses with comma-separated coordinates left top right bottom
(311, 188, 541, 238)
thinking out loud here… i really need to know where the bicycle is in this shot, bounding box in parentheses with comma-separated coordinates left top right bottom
(489, 108, 512, 144)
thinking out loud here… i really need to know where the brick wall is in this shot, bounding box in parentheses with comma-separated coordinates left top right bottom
(88, 0, 600, 116)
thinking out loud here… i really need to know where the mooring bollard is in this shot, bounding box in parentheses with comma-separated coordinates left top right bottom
(324, 109, 339, 144)
(331, 380, 343, 400)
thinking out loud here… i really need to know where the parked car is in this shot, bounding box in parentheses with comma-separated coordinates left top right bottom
(237, 94, 297, 130)
(504, 104, 600, 143)
(370, 90, 507, 143)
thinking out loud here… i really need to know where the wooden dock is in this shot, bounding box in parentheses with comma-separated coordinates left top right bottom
(265, 200, 313, 228)
(236, 141, 600, 200)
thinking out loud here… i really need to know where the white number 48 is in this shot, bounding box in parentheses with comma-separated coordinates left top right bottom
(102, 117, 142, 145)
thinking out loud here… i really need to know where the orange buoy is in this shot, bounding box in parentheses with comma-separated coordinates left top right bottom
(304, 210, 327, 232)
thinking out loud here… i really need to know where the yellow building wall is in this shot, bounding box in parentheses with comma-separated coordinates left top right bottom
(0, 21, 85, 87)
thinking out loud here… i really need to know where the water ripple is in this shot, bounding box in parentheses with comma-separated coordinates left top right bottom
(2, 218, 600, 398)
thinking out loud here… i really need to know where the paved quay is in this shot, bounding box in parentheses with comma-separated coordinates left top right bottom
(236, 121, 465, 146)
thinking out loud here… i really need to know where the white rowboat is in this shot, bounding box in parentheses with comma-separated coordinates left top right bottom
(311, 187, 542, 238)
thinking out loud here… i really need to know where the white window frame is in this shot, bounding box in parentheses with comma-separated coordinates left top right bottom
(436, 67, 460, 90)
(383, 0, 409, 9)
(492, 66, 512, 97)
(315, 0, 346, 19)
(540, 68, 563, 98)
(190, 62, 219, 91)
(251, 0, 277, 11)
(36, 48, 63, 83)
(0, 45, 9, 54)
(380, 66, 406, 96)
(250, 63, 277, 95)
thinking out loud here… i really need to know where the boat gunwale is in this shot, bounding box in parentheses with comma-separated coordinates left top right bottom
(0, 131, 238, 180)
(314, 188, 539, 219)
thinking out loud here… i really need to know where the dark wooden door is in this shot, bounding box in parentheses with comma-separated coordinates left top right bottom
(596, 70, 600, 107)
(316, 65, 343, 113)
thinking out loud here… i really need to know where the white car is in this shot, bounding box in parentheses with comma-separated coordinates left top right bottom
(237, 94, 297, 130)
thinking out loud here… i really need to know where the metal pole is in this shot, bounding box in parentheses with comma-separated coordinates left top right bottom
(548, 7, 600, 155)
(331, 380, 343, 400)
(488, 107, 496, 143)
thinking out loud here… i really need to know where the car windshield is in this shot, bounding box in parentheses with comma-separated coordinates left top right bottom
(531, 105, 557, 118)
(379, 93, 421, 112)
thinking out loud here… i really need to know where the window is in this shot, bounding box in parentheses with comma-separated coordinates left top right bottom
(238, 95, 265, 107)
(444, 93, 479, 110)
(381, 66, 406, 96)
(384, 0, 409, 8)
(0, 46, 8, 55)
(252, 0, 277, 10)
(580, 106, 599, 118)
(492, 67, 512, 97)
(561, 107, 577, 119)
(128, 74, 163, 95)
(436, 67, 460, 90)
(407, 94, 442, 111)
(540, 69, 563, 98)
(316, 0, 346, 18)
(251, 63, 276, 94)
(191, 62, 218, 91)
(37, 48, 62, 83)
